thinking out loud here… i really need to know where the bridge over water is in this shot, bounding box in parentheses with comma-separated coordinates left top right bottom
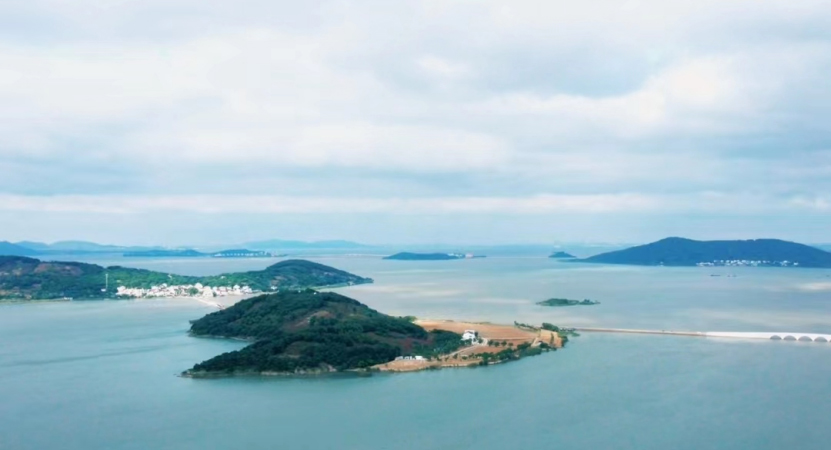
(574, 328, 831, 343)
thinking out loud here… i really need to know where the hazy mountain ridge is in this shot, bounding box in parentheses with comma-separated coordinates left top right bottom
(13, 241, 164, 254)
(0, 242, 39, 256)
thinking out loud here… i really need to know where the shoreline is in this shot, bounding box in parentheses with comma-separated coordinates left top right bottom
(372, 319, 563, 373)
(182, 319, 566, 378)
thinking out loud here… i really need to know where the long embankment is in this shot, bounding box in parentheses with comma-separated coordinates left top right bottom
(574, 327, 706, 337)
(575, 328, 831, 343)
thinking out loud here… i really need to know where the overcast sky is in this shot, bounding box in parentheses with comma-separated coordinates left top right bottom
(2, 0, 831, 245)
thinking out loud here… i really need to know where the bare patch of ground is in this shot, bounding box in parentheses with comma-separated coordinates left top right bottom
(372, 320, 562, 373)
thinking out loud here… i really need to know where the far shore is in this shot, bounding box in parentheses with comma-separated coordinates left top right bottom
(0, 294, 256, 308)
(0, 298, 72, 305)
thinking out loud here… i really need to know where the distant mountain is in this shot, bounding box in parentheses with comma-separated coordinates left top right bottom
(0, 241, 39, 256)
(578, 237, 831, 268)
(13, 241, 50, 251)
(243, 239, 371, 250)
(0, 257, 373, 300)
(15, 241, 162, 254)
(549, 251, 576, 259)
(12, 239, 372, 254)
(384, 252, 466, 261)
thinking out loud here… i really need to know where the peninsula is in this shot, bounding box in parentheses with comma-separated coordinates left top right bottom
(576, 237, 831, 268)
(184, 291, 565, 377)
(0, 256, 372, 301)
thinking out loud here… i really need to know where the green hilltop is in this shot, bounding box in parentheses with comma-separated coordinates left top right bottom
(185, 290, 461, 376)
(577, 237, 831, 267)
(0, 256, 372, 300)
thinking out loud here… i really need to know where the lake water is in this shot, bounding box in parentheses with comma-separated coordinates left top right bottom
(2, 256, 831, 449)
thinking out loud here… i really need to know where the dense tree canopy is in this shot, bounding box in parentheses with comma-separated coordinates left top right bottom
(187, 290, 461, 375)
(0, 257, 371, 300)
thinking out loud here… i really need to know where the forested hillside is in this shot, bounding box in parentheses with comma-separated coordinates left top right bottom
(186, 290, 461, 375)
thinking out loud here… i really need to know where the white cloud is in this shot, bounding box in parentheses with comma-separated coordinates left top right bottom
(475, 55, 758, 139)
(131, 122, 509, 171)
(0, 193, 655, 214)
(416, 55, 472, 80)
(1, 0, 831, 242)
(0, 191, 823, 216)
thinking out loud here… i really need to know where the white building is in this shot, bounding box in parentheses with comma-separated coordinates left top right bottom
(462, 330, 477, 341)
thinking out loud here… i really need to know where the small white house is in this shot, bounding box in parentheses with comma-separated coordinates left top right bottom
(461, 330, 477, 341)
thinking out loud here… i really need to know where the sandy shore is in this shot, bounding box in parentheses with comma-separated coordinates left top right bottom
(373, 320, 562, 372)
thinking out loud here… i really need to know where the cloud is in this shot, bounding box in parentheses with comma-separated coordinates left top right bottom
(130, 122, 510, 171)
(1, 0, 831, 241)
(0, 193, 657, 215)
(0, 191, 827, 217)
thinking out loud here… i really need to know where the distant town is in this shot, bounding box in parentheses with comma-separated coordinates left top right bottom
(123, 249, 281, 258)
(116, 283, 255, 298)
(696, 260, 800, 267)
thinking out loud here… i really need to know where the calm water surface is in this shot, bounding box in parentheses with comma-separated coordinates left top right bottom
(2, 256, 830, 449)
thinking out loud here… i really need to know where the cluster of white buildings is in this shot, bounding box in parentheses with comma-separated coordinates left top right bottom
(116, 282, 254, 298)
(696, 260, 800, 267)
(449, 253, 484, 259)
(394, 355, 426, 361)
(393, 329, 482, 362)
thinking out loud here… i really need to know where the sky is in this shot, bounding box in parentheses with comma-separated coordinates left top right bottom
(2, 0, 831, 246)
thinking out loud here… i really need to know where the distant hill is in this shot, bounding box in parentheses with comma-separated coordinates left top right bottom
(549, 251, 576, 259)
(198, 260, 372, 291)
(0, 256, 193, 300)
(185, 290, 461, 376)
(384, 252, 465, 261)
(0, 257, 372, 300)
(0, 241, 39, 257)
(15, 241, 162, 254)
(578, 237, 831, 268)
(243, 239, 371, 250)
(13, 239, 372, 254)
(12, 239, 372, 254)
(13, 241, 50, 251)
